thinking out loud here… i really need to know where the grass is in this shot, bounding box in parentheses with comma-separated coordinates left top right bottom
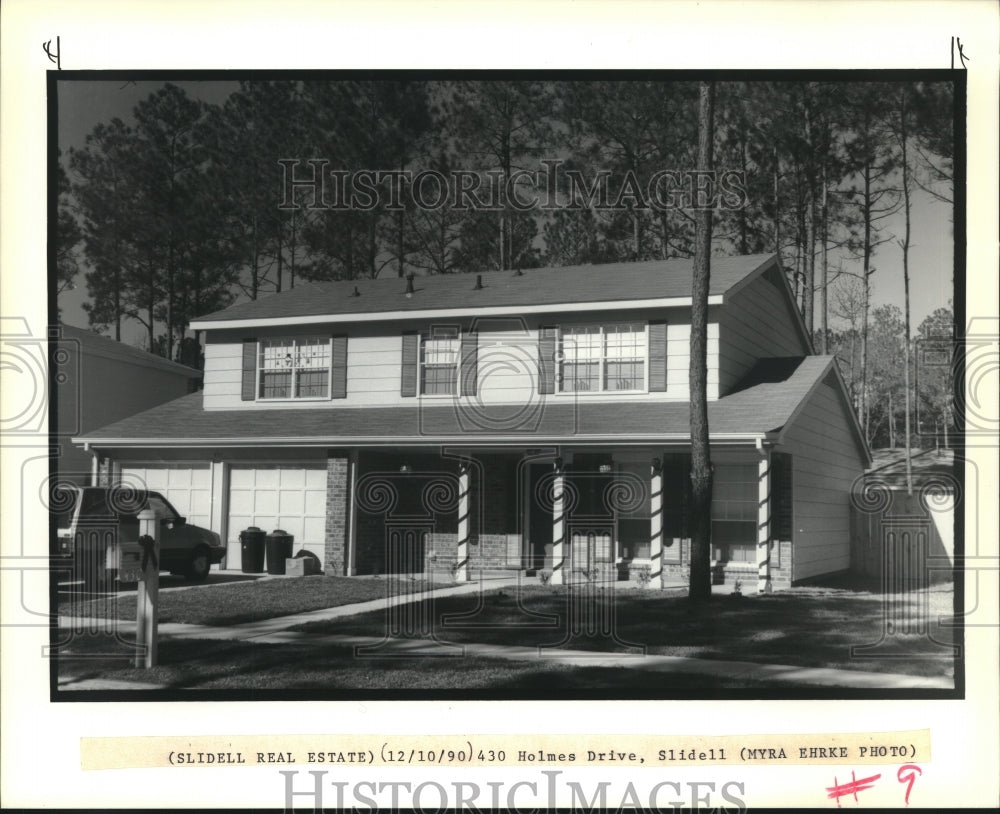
(55, 631, 791, 691)
(58, 574, 448, 626)
(55, 576, 958, 691)
(290, 583, 958, 678)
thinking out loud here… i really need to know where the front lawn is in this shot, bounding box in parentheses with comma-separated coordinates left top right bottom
(292, 583, 958, 678)
(59, 574, 447, 626)
(55, 631, 793, 691)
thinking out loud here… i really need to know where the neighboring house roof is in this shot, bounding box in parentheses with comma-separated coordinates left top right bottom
(60, 323, 202, 378)
(77, 354, 839, 447)
(189, 253, 779, 327)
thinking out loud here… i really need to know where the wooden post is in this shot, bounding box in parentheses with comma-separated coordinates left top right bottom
(649, 458, 663, 589)
(135, 508, 160, 668)
(551, 460, 565, 586)
(757, 447, 772, 594)
(455, 461, 470, 582)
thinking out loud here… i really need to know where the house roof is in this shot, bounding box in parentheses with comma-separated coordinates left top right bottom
(76, 354, 837, 447)
(59, 323, 202, 378)
(189, 253, 778, 327)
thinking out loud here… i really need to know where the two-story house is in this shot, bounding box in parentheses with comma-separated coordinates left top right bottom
(73, 253, 870, 589)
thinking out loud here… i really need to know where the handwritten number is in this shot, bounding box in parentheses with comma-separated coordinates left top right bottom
(897, 764, 922, 806)
(42, 36, 60, 69)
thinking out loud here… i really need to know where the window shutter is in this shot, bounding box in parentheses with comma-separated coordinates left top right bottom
(241, 339, 257, 401)
(538, 326, 557, 395)
(330, 335, 348, 399)
(648, 321, 667, 392)
(400, 332, 419, 397)
(772, 453, 793, 540)
(461, 330, 478, 397)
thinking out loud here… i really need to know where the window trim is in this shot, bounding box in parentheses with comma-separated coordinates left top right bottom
(255, 336, 334, 402)
(555, 322, 649, 395)
(419, 327, 461, 398)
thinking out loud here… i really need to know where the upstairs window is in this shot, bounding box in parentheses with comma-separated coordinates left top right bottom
(559, 323, 647, 393)
(258, 337, 331, 399)
(420, 329, 459, 395)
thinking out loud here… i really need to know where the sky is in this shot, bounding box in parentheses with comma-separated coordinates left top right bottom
(55, 78, 957, 347)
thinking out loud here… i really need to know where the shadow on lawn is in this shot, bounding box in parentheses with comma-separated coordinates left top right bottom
(297, 586, 957, 677)
(56, 633, 759, 692)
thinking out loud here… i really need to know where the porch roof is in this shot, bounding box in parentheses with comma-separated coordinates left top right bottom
(77, 356, 835, 448)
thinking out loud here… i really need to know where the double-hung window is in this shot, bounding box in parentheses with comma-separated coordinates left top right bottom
(420, 329, 459, 396)
(258, 337, 331, 399)
(559, 323, 646, 393)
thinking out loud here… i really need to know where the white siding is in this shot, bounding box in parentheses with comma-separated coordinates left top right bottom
(779, 372, 866, 582)
(202, 311, 720, 410)
(718, 270, 810, 395)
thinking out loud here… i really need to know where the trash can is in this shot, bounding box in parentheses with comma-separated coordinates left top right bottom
(239, 526, 266, 573)
(265, 530, 294, 575)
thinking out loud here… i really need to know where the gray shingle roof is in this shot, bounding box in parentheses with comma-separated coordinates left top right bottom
(78, 355, 834, 445)
(59, 323, 202, 377)
(191, 253, 777, 324)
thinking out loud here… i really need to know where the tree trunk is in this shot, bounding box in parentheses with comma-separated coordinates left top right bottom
(860, 160, 873, 440)
(900, 88, 914, 495)
(820, 161, 829, 354)
(803, 103, 815, 337)
(888, 389, 896, 449)
(688, 81, 715, 605)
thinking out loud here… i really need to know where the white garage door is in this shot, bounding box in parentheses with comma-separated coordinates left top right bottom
(120, 464, 212, 529)
(227, 465, 327, 569)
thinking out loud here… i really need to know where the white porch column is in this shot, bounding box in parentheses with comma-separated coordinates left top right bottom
(757, 445, 772, 593)
(346, 449, 359, 576)
(551, 459, 565, 585)
(649, 458, 663, 589)
(455, 460, 470, 582)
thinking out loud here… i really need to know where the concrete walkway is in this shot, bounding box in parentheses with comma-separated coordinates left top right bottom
(56, 577, 952, 691)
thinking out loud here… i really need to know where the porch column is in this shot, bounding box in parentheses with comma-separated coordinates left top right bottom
(757, 445, 772, 593)
(550, 459, 565, 585)
(346, 449, 359, 576)
(455, 460, 470, 582)
(649, 458, 663, 589)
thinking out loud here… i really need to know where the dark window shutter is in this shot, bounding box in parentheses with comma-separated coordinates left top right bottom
(401, 332, 418, 397)
(241, 339, 257, 401)
(538, 326, 557, 395)
(648, 321, 667, 392)
(461, 331, 478, 397)
(330, 335, 348, 399)
(661, 454, 690, 539)
(772, 452, 793, 540)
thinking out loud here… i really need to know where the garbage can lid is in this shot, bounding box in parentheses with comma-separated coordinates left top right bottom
(270, 529, 287, 535)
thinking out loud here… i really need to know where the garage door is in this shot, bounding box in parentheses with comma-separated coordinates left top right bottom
(227, 465, 327, 569)
(120, 464, 212, 529)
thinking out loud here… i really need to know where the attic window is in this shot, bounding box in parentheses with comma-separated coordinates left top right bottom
(258, 337, 331, 399)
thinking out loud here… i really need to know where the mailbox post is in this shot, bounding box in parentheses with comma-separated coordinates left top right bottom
(134, 508, 160, 668)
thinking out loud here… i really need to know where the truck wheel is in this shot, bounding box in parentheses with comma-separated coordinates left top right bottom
(185, 547, 211, 582)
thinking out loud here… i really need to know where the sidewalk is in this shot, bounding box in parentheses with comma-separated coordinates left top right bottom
(56, 578, 952, 692)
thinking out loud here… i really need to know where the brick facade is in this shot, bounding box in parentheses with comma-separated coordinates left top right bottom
(323, 454, 349, 575)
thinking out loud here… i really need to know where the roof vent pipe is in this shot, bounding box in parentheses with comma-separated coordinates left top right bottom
(405, 273, 415, 297)
(473, 274, 483, 290)
(513, 267, 523, 276)
(351, 286, 361, 297)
